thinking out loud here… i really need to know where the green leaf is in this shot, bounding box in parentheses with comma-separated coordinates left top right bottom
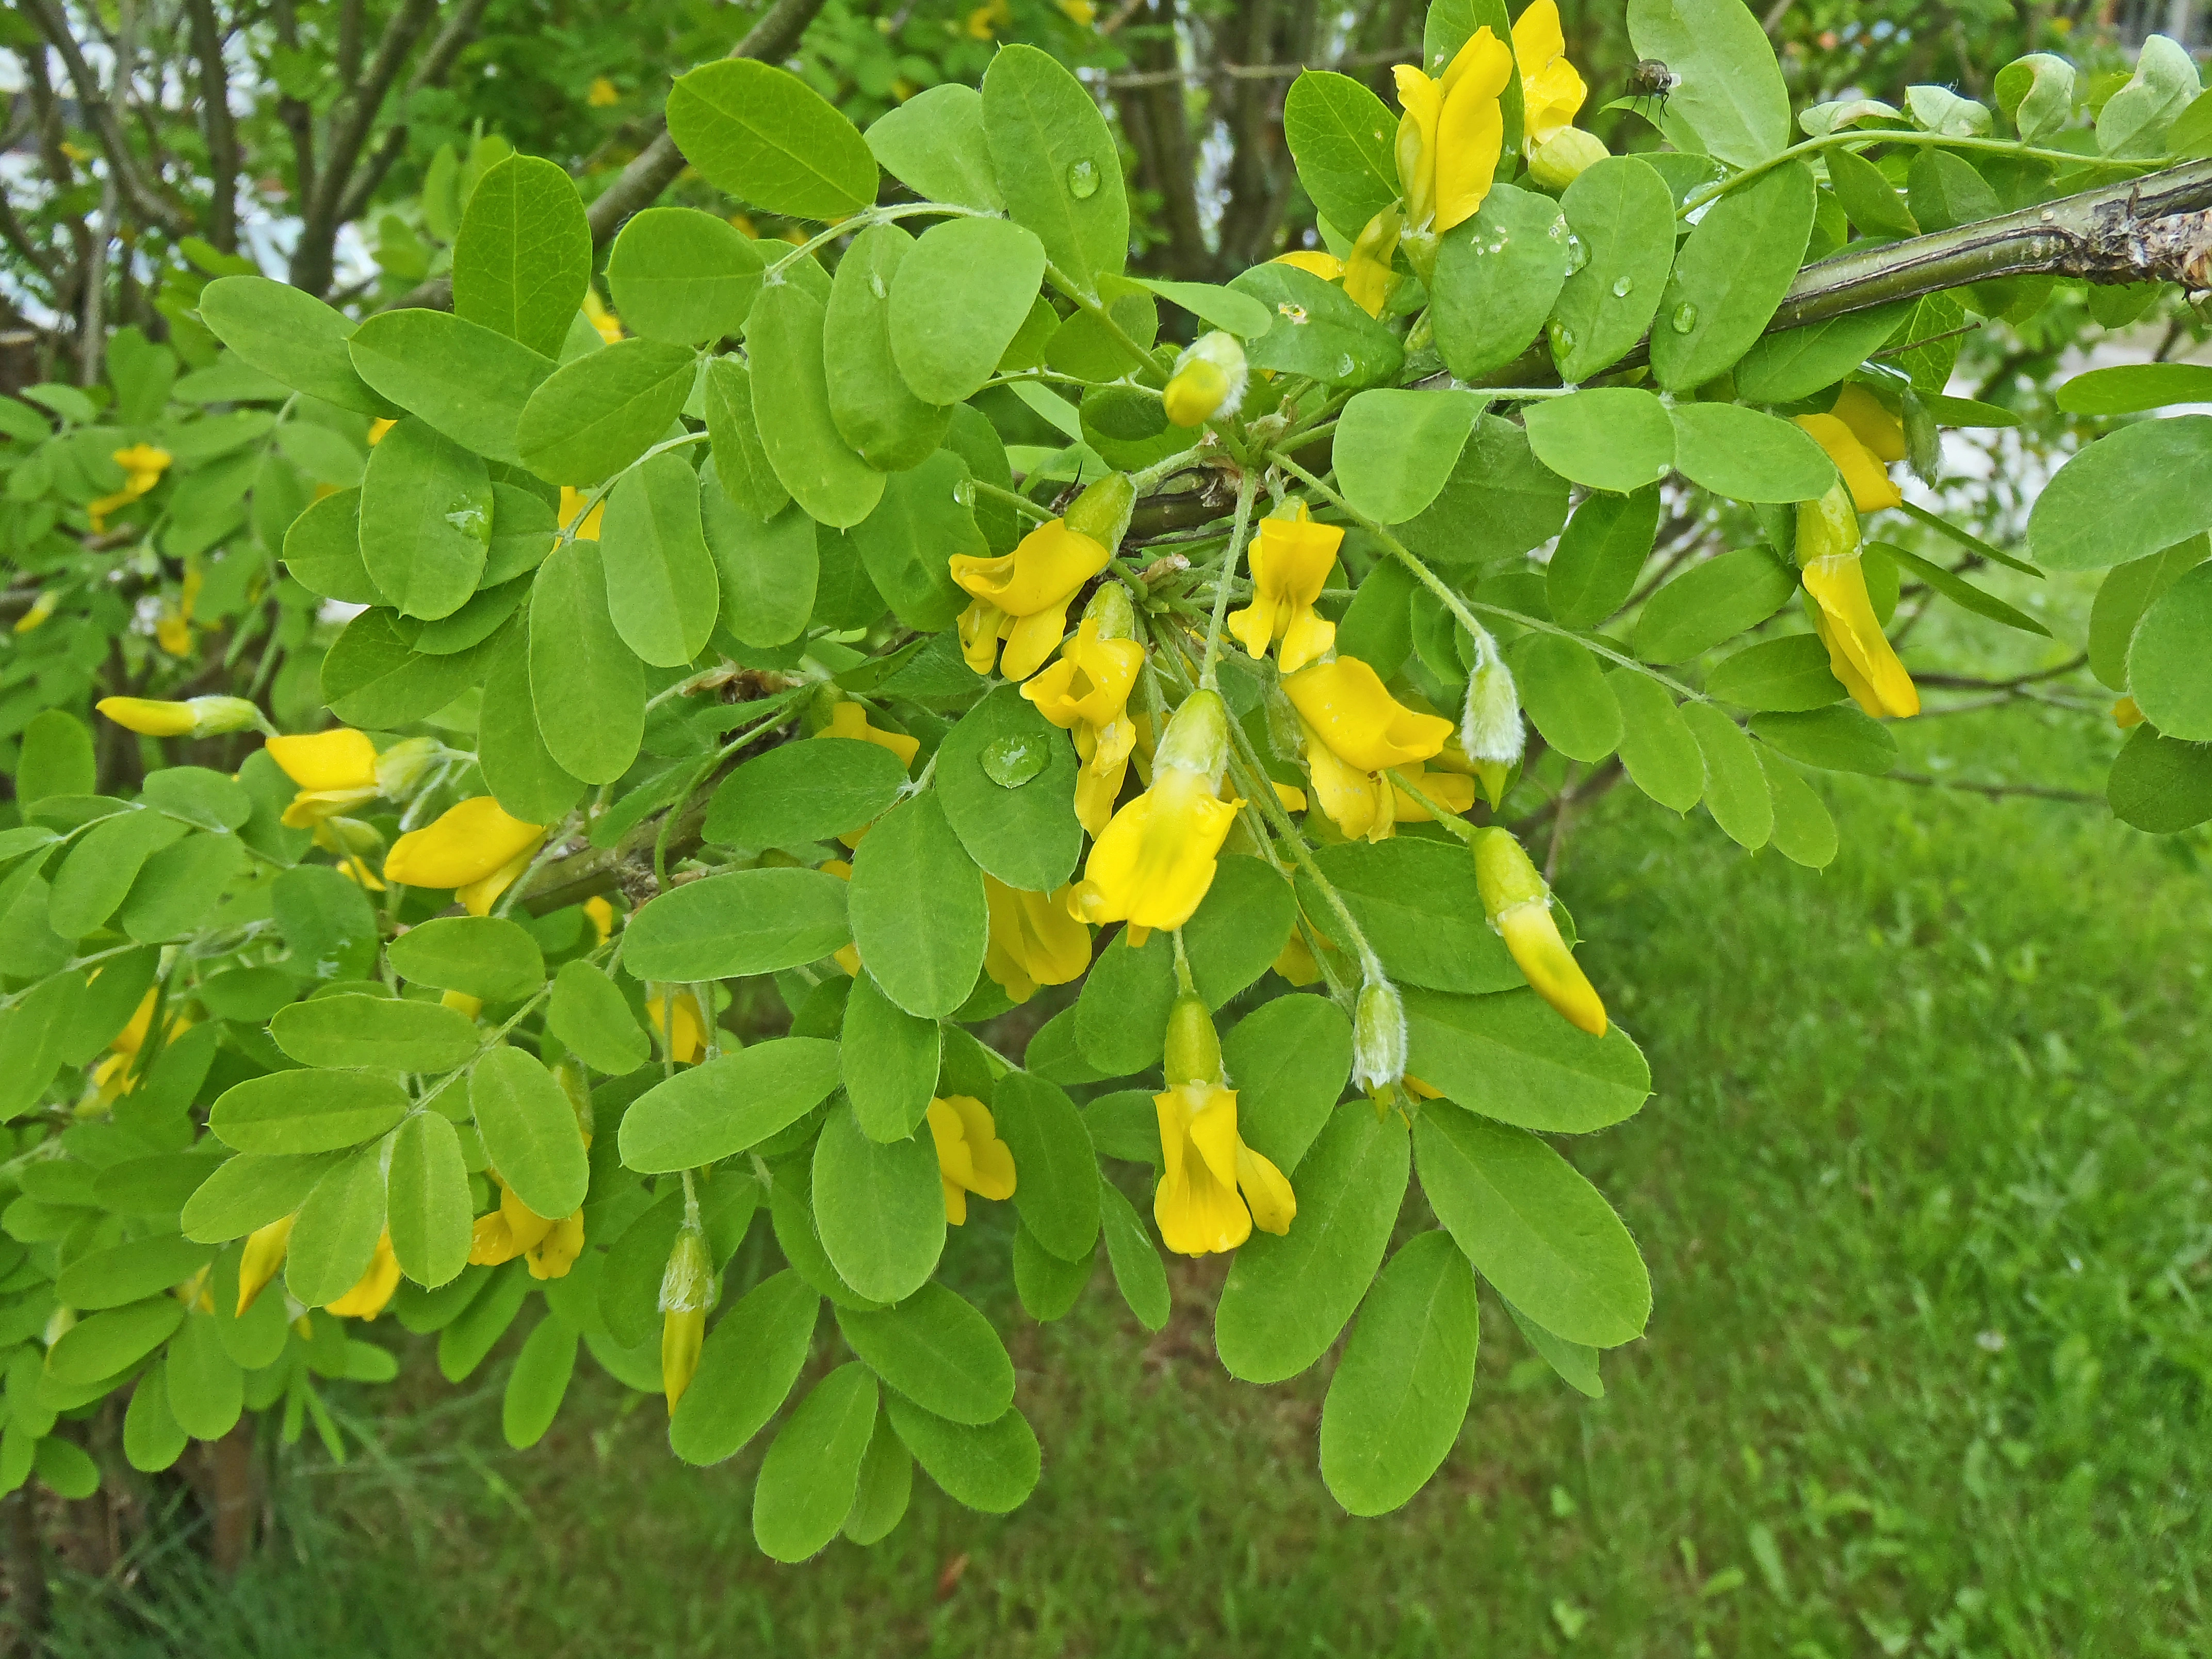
(843, 1409, 914, 1545)
(1734, 303, 1913, 405)
(1549, 156, 1674, 382)
(516, 337, 696, 488)
(1403, 987, 1651, 1132)
(1873, 541, 2050, 638)
(752, 1362, 879, 1562)
(669, 1270, 819, 1466)
(44, 1298, 183, 1387)
(347, 311, 552, 469)
(606, 207, 763, 347)
(46, 810, 187, 938)
(1282, 71, 1400, 240)
(992, 1071, 1099, 1264)
(1905, 148, 1997, 233)
(884, 1392, 1040, 1513)
(1524, 388, 1674, 495)
(704, 488, 817, 650)
(600, 450, 719, 668)
(546, 961, 649, 1075)
(124, 1358, 189, 1472)
(182, 1152, 346, 1243)
(477, 623, 584, 825)
(1228, 262, 1404, 388)
(57, 1235, 216, 1311)
(836, 1282, 1014, 1425)
(1548, 487, 1660, 628)
(842, 971, 941, 1144)
(848, 792, 986, 1020)
(1504, 1298, 1604, 1397)
(1823, 145, 1918, 239)
(2057, 363, 2212, 416)
(1414, 1101, 1650, 1347)
(17, 711, 94, 806)
(702, 357, 790, 523)
(1759, 749, 1839, 869)
(1215, 1104, 1409, 1384)
(1750, 705, 1897, 774)
(1129, 276, 1273, 339)
(1509, 633, 1621, 763)
(746, 284, 886, 529)
(2097, 33, 2200, 158)
(1226, 993, 1353, 1176)
(1883, 290, 1970, 395)
(1433, 185, 1568, 380)
(1626, 0, 1792, 168)
(140, 767, 251, 833)
(1305, 838, 1521, 996)
(1075, 926, 1176, 1075)
(866, 84, 1003, 212)
(2108, 724, 2212, 832)
(386, 916, 544, 1002)
(1182, 854, 1296, 1009)
(1097, 1176, 1171, 1330)
(1681, 701, 1772, 848)
(1335, 389, 1485, 525)
(668, 60, 878, 221)
(847, 451, 980, 630)
(2126, 559, 2212, 740)
(1669, 403, 1836, 503)
(121, 835, 246, 944)
(1635, 545, 1798, 663)
(321, 608, 485, 728)
(2030, 416, 2212, 572)
(470, 1046, 589, 1218)
(982, 44, 1128, 296)
(268, 995, 479, 1072)
(437, 1261, 532, 1380)
(1318, 1230, 1479, 1517)
(617, 1037, 843, 1172)
(934, 687, 1082, 893)
(209, 1070, 410, 1156)
(625, 868, 852, 980)
(1400, 414, 1570, 567)
(386, 1111, 471, 1288)
(451, 154, 589, 359)
(1997, 52, 2077, 145)
(500, 1314, 577, 1449)
(527, 540, 644, 785)
(705, 739, 905, 853)
(892, 219, 1049, 405)
(285, 1150, 387, 1307)
(1651, 163, 1816, 392)
(2089, 536, 2206, 689)
(811, 1101, 944, 1303)
(1014, 1222, 1093, 1321)
(196, 276, 395, 417)
(823, 225, 953, 473)
(1705, 634, 1845, 710)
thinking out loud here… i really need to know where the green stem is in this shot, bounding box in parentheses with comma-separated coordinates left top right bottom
(1681, 129, 2150, 218)
(1199, 469, 1259, 690)
(762, 201, 989, 279)
(1042, 259, 1159, 377)
(556, 430, 710, 550)
(969, 478, 1054, 523)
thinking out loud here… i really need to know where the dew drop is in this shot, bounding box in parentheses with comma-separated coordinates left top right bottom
(1067, 159, 1100, 200)
(1670, 302, 1699, 333)
(1337, 353, 1357, 379)
(1611, 275, 1634, 298)
(869, 273, 887, 300)
(1562, 233, 1588, 275)
(982, 734, 1048, 788)
(1549, 321, 1575, 354)
(952, 479, 975, 508)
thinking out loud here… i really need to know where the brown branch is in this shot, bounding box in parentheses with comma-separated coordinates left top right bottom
(271, 0, 318, 227)
(1881, 772, 2102, 805)
(291, 0, 438, 296)
(1115, 0, 1211, 280)
(335, 0, 494, 227)
(23, 0, 188, 238)
(183, 0, 241, 253)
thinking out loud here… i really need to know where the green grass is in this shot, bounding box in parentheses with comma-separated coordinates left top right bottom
(52, 710, 2212, 1658)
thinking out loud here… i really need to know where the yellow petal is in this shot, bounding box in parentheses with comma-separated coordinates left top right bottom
(1392, 68, 1442, 226)
(1272, 250, 1345, 280)
(267, 727, 379, 791)
(1074, 767, 1241, 932)
(1793, 413, 1902, 513)
(1497, 901, 1607, 1035)
(1434, 34, 1511, 233)
(1300, 720, 1388, 842)
(1831, 383, 1909, 463)
(950, 519, 1111, 618)
(818, 700, 919, 767)
(323, 1232, 402, 1321)
(1282, 657, 1452, 772)
(95, 696, 198, 738)
(237, 1215, 296, 1316)
(469, 1211, 524, 1266)
(662, 1307, 705, 1413)
(526, 1211, 585, 1280)
(1184, 1083, 1244, 1193)
(1800, 555, 1918, 719)
(1236, 1143, 1297, 1236)
(457, 842, 543, 916)
(384, 796, 546, 889)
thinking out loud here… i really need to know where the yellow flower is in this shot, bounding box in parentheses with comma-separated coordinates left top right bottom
(951, 518, 1112, 682)
(2113, 696, 2145, 729)
(558, 485, 605, 540)
(368, 417, 397, 445)
(86, 443, 172, 532)
(315, 817, 387, 890)
(1070, 691, 1242, 943)
(646, 984, 709, 1063)
(658, 1223, 715, 1414)
(1228, 504, 1341, 675)
(1794, 410, 1903, 514)
(982, 876, 1093, 1003)
(1473, 826, 1605, 1036)
(1272, 249, 1345, 281)
(1796, 483, 1918, 720)
(1273, 929, 1324, 986)
(1021, 593, 1145, 834)
(324, 1231, 402, 1320)
(269, 727, 381, 825)
(816, 698, 919, 768)
(1282, 656, 1453, 842)
(469, 1179, 584, 1280)
(96, 694, 264, 739)
(1154, 998, 1297, 1258)
(1058, 0, 1096, 22)
(1392, 28, 1513, 233)
(926, 1095, 1017, 1225)
(85, 988, 189, 1109)
(237, 1215, 296, 1316)
(585, 894, 616, 943)
(1344, 206, 1403, 318)
(588, 75, 620, 107)
(384, 796, 547, 904)
(12, 591, 57, 634)
(966, 0, 1011, 38)
(1163, 331, 1249, 428)
(1387, 757, 1477, 821)
(441, 988, 482, 1019)
(1511, 0, 1588, 149)
(156, 564, 201, 657)
(820, 858, 864, 975)
(581, 288, 623, 345)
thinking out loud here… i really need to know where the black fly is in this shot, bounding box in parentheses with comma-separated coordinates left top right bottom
(1625, 58, 1679, 118)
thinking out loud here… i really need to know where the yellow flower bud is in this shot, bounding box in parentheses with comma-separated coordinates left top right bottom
(236, 1214, 296, 1316)
(1162, 332, 1248, 428)
(926, 1095, 1018, 1225)
(658, 1223, 717, 1413)
(1795, 482, 1918, 720)
(1152, 1076, 1295, 1255)
(1472, 827, 1605, 1036)
(323, 1231, 402, 1321)
(96, 694, 267, 739)
(661, 1307, 705, 1414)
(1525, 126, 1609, 190)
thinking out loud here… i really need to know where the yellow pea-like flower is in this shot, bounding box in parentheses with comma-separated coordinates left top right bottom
(815, 698, 920, 768)
(1794, 412, 1904, 514)
(96, 694, 265, 739)
(1021, 589, 1145, 834)
(1150, 993, 1294, 1257)
(1069, 690, 1241, 942)
(469, 1180, 585, 1281)
(926, 1095, 1018, 1225)
(1392, 28, 1513, 234)
(86, 443, 172, 532)
(1228, 503, 1342, 675)
(950, 518, 1113, 682)
(383, 796, 546, 892)
(646, 984, 709, 1063)
(236, 1215, 296, 1317)
(1282, 656, 1453, 843)
(1796, 482, 1918, 720)
(1473, 827, 1606, 1036)
(981, 876, 1093, 1003)
(324, 1231, 402, 1321)
(1511, 0, 1588, 149)
(269, 727, 382, 825)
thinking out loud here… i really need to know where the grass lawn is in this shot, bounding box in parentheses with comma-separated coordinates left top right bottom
(52, 706, 2212, 1658)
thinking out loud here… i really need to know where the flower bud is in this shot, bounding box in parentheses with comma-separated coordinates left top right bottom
(1352, 975, 1409, 1095)
(96, 694, 267, 739)
(1163, 991, 1223, 1086)
(1526, 126, 1609, 190)
(2113, 696, 2145, 730)
(1083, 578, 1138, 641)
(1163, 332, 1248, 428)
(1344, 206, 1403, 318)
(1065, 470, 1136, 552)
(1901, 388, 1940, 485)
(373, 735, 443, 801)
(1472, 827, 1606, 1036)
(1154, 688, 1231, 783)
(1795, 481, 1859, 570)
(658, 1222, 717, 1414)
(236, 1214, 297, 1316)
(1461, 648, 1525, 767)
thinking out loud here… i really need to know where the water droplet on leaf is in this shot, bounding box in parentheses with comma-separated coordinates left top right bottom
(1563, 234, 1588, 274)
(1337, 353, 1357, 379)
(1611, 276, 1634, 298)
(1671, 302, 1699, 333)
(869, 274, 887, 300)
(982, 735, 1048, 788)
(1067, 159, 1100, 199)
(1549, 321, 1575, 354)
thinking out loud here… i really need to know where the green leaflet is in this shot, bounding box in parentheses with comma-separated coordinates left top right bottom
(891, 218, 1048, 405)
(933, 686, 1082, 893)
(606, 207, 764, 347)
(1097, 1176, 1171, 1331)
(1635, 546, 1799, 664)
(1750, 705, 1898, 775)
(845, 451, 981, 630)
(2032, 417, 2212, 572)
(1550, 157, 1677, 382)
(1333, 389, 1485, 525)
(811, 1100, 945, 1304)
(617, 1038, 843, 1171)
(667, 60, 879, 222)
(599, 450, 719, 668)
(1650, 163, 1816, 392)
(546, 961, 650, 1075)
(502, 1314, 578, 1449)
(528, 539, 644, 785)
(982, 45, 1128, 296)
(347, 310, 554, 468)
(1281, 71, 1400, 239)
(752, 1362, 880, 1562)
(1681, 701, 1773, 849)
(625, 868, 852, 981)
(847, 792, 986, 1020)
(1667, 403, 1836, 504)
(866, 84, 1004, 212)
(841, 971, 941, 1144)
(1302, 838, 1522, 997)
(992, 1071, 1099, 1264)
(268, 996, 479, 1074)
(451, 154, 590, 360)
(670, 1271, 819, 1465)
(387, 916, 544, 1002)
(1760, 749, 1839, 870)
(1433, 185, 1568, 380)
(1524, 387, 1674, 495)
(825, 224, 953, 472)
(1402, 987, 1652, 1133)
(836, 1283, 1015, 1425)
(1705, 635, 1846, 711)
(284, 1149, 387, 1307)
(209, 1071, 410, 1156)
(702, 487, 817, 649)
(745, 283, 886, 529)
(386, 1112, 472, 1289)
(1509, 633, 1622, 764)
(516, 338, 696, 488)
(1181, 854, 1296, 1009)
(469, 1046, 590, 1218)
(1223, 993, 1353, 1175)
(196, 276, 396, 417)
(1625, 0, 1792, 169)
(884, 1392, 1041, 1514)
